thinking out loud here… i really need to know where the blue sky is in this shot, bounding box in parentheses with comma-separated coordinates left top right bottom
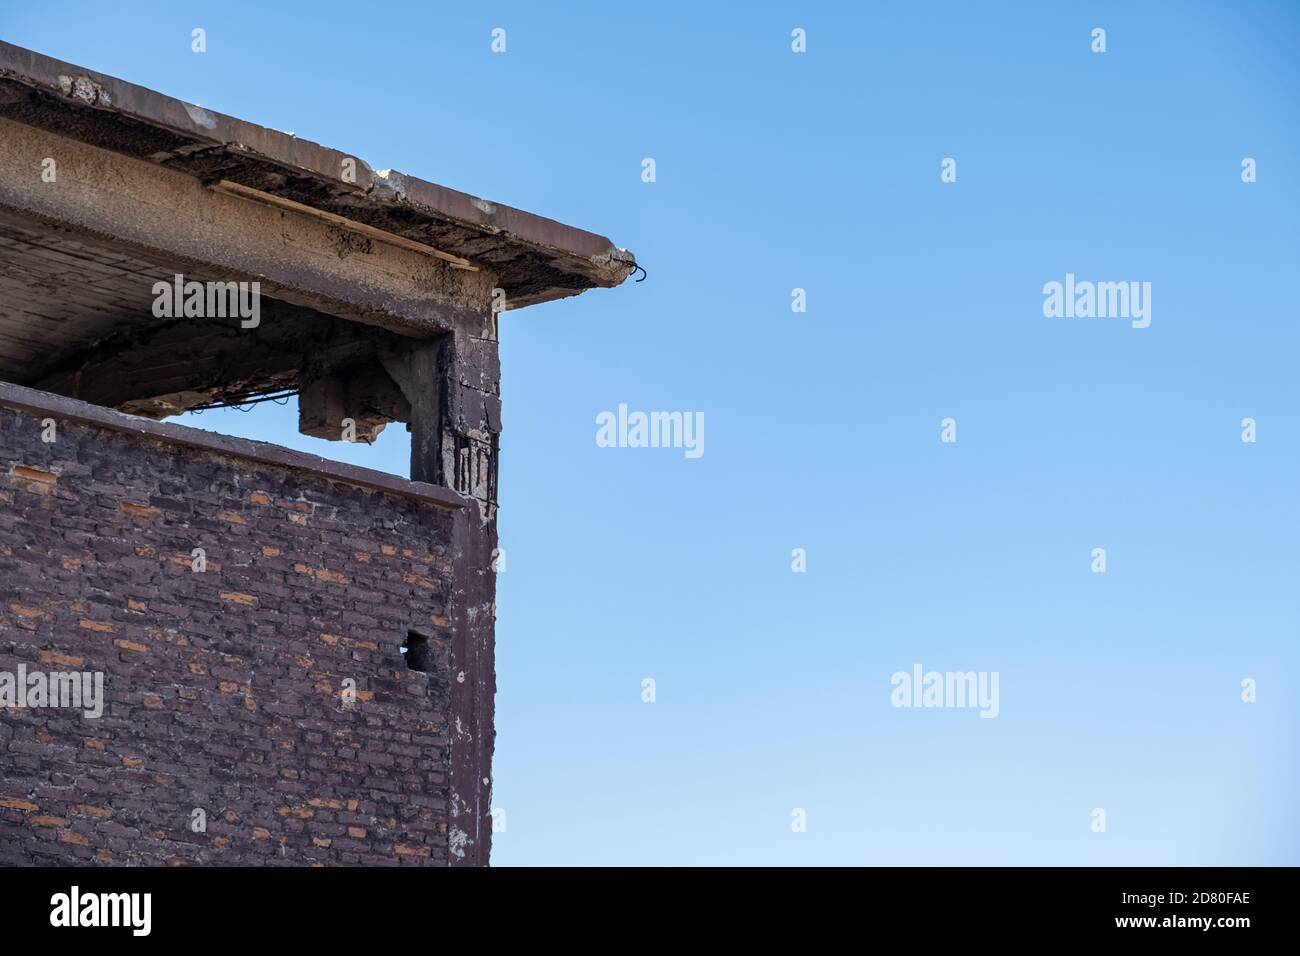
(5, 1, 1297, 865)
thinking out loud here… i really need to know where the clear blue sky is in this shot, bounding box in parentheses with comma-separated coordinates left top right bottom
(5, 1, 1297, 865)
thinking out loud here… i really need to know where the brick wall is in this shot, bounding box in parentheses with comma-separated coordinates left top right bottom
(0, 395, 472, 865)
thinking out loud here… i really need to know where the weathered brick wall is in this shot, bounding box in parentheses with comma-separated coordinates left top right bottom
(0, 400, 464, 865)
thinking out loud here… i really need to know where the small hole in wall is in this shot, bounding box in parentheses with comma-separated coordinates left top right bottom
(402, 631, 434, 673)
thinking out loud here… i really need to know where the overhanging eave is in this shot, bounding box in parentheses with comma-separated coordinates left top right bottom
(0, 39, 636, 308)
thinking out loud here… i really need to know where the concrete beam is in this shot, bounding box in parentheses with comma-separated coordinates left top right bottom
(0, 39, 637, 307)
(0, 117, 496, 339)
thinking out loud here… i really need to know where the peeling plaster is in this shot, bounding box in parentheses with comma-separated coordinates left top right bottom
(182, 103, 218, 129)
(56, 74, 110, 106)
(448, 827, 470, 859)
(372, 169, 409, 203)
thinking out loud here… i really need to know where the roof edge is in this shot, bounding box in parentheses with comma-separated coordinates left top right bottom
(0, 40, 636, 304)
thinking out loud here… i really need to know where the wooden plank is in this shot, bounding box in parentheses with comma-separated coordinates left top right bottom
(212, 180, 478, 271)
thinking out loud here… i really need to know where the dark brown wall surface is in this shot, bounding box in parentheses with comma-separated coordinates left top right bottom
(0, 391, 491, 866)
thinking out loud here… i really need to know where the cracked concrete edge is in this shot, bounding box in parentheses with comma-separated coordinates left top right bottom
(0, 40, 636, 290)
